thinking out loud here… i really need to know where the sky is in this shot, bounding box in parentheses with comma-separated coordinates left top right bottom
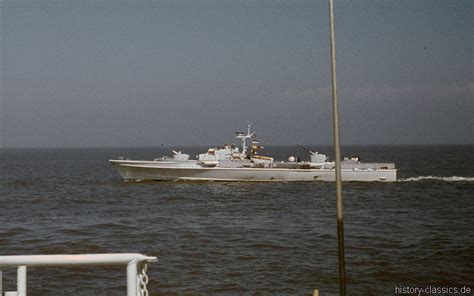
(0, 0, 472, 148)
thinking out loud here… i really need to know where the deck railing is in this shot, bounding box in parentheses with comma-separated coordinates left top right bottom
(0, 253, 157, 296)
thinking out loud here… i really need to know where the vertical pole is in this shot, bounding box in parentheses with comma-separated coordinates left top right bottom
(17, 266, 27, 296)
(127, 260, 138, 296)
(136, 263, 141, 296)
(328, 0, 346, 295)
(1, 269, 3, 296)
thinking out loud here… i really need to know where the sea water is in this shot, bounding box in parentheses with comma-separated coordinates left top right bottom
(0, 145, 473, 295)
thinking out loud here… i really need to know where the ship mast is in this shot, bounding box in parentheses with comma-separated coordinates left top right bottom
(235, 123, 255, 155)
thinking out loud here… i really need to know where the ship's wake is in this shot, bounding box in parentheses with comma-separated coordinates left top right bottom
(399, 176, 474, 182)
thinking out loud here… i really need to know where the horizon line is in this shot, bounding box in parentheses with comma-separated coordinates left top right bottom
(1, 143, 473, 149)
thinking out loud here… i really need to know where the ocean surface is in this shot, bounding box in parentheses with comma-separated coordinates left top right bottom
(0, 145, 473, 295)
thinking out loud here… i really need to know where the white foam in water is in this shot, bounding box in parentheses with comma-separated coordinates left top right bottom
(400, 176, 474, 182)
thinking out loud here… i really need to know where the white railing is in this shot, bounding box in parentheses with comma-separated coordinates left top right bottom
(0, 253, 157, 296)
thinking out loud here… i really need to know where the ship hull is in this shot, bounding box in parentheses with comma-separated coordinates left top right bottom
(110, 160, 397, 182)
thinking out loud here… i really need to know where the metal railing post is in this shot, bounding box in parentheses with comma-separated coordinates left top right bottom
(126, 260, 138, 296)
(0, 254, 156, 295)
(17, 266, 27, 296)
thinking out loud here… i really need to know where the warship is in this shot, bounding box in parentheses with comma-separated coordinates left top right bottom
(110, 125, 396, 182)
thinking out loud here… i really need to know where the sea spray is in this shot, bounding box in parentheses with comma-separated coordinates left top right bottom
(400, 176, 474, 182)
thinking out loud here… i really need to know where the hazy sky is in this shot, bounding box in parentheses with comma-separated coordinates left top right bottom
(1, 0, 472, 148)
